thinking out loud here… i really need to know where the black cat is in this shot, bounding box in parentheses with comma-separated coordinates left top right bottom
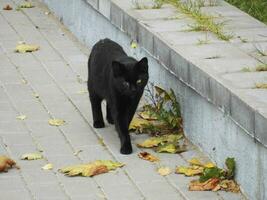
(88, 38, 149, 154)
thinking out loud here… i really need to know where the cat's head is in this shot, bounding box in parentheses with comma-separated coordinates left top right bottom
(111, 57, 149, 98)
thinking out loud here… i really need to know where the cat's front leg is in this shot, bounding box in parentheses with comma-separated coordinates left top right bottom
(115, 116, 132, 154)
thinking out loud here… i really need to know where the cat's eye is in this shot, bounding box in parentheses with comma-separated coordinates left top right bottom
(136, 79, 142, 84)
(123, 81, 130, 88)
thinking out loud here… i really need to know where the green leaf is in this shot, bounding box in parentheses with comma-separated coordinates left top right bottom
(225, 157, 235, 179)
(199, 167, 224, 182)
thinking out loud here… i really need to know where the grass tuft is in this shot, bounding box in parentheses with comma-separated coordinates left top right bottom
(165, 0, 233, 41)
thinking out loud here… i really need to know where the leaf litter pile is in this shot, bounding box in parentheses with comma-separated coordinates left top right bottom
(129, 84, 240, 193)
(177, 157, 239, 192)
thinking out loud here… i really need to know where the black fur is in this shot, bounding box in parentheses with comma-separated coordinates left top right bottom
(88, 39, 149, 154)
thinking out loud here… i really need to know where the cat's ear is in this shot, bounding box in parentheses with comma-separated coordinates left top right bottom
(112, 61, 125, 77)
(136, 57, 148, 73)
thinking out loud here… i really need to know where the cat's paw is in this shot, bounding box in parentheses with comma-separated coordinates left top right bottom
(120, 143, 132, 154)
(93, 121, 105, 128)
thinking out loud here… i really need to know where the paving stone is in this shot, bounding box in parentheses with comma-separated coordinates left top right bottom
(0, 0, 250, 199)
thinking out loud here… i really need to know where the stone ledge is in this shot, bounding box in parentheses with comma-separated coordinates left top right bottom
(85, 0, 267, 147)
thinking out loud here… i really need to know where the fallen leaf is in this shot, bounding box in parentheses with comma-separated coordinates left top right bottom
(217, 179, 240, 193)
(129, 117, 150, 131)
(188, 158, 215, 168)
(21, 152, 43, 160)
(176, 165, 203, 176)
(42, 163, 53, 170)
(59, 160, 124, 177)
(138, 152, 159, 162)
(157, 167, 171, 176)
(137, 137, 164, 148)
(130, 41, 137, 49)
(188, 158, 202, 166)
(204, 162, 216, 168)
(189, 178, 220, 191)
(15, 44, 39, 53)
(255, 83, 267, 89)
(19, 2, 34, 8)
(3, 4, 12, 10)
(0, 155, 18, 172)
(156, 143, 185, 154)
(137, 134, 183, 148)
(16, 115, 27, 120)
(48, 119, 65, 126)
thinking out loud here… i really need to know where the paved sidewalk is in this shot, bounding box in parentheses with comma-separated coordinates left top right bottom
(0, 0, 246, 199)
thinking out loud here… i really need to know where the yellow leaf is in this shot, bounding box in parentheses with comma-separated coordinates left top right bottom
(176, 166, 203, 176)
(138, 152, 159, 162)
(15, 44, 39, 53)
(130, 41, 137, 49)
(204, 162, 216, 168)
(42, 163, 53, 170)
(21, 152, 43, 160)
(48, 119, 65, 126)
(156, 143, 185, 154)
(255, 83, 267, 89)
(188, 158, 215, 168)
(59, 160, 124, 177)
(137, 134, 183, 148)
(188, 158, 202, 166)
(129, 117, 150, 131)
(16, 115, 27, 120)
(157, 167, 171, 176)
(137, 137, 164, 148)
(19, 2, 34, 8)
(0, 155, 19, 172)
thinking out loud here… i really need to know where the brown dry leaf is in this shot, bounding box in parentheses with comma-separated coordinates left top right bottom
(48, 119, 65, 126)
(59, 160, 124, 177)
(129, 117, 150, 131)
(189, 178, 220, 191)
(176, 165, 203, 176)
(157, 167, 171, 176)
(216, 180, 240, 193)
(138, 152, 159, 162)
(15, 44, 39, 53)
(0, 155, 19, 172)
(3, 4, 12, 10)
